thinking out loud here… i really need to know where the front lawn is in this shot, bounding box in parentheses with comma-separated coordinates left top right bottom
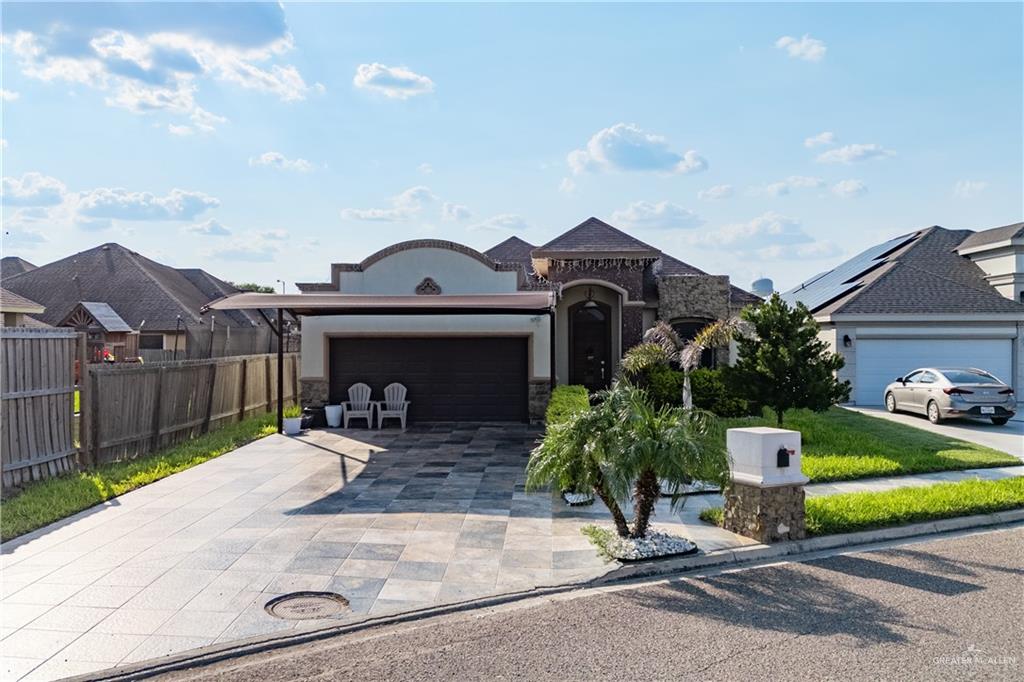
(700, 476, 1024, 536)
(1, 414, 277, 542)
(724, 407, 1019, 483)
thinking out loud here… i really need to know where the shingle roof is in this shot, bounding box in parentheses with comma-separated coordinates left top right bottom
(957, 221, 1024, 251)
(789, 227, 1024, 316)
(0, 243, 255, 331)
(532, 217, 661, 258)
(484, 236, 535, 269)
(0, 287, 45, 313)
(1, 256, 37, 280)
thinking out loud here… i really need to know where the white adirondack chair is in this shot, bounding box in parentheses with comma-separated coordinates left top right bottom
(342, 383, 374, 428)
(375, 383, 410, 430)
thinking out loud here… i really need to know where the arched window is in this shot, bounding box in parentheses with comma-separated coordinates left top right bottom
(671, 318, 717, 369)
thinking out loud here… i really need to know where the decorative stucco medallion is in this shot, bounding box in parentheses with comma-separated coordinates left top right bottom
(415, 277, 442, 295)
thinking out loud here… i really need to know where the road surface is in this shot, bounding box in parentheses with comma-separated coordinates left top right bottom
(161, 527, 1024, 681)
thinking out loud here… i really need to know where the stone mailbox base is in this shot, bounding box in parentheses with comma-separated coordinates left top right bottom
(724, 482, 806, 543)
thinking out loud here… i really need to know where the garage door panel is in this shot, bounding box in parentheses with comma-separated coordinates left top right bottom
(329, 337, 528, 422)
(855, 338, 1012, 406)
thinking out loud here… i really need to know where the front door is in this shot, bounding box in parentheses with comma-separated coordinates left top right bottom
(569, 301, 612, 392)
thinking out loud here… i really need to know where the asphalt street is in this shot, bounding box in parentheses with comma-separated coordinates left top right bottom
(159, 526, 1024, 681)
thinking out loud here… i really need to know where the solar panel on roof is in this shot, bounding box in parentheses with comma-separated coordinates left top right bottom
(782, 231, 921, 312)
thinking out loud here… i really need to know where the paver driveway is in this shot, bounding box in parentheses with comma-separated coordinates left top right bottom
(1, 424, 618, 680)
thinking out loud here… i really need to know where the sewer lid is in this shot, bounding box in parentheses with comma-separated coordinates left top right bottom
(265, 591, 350, 620)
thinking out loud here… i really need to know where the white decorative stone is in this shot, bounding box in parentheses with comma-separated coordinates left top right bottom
(727, 427, 809, 488)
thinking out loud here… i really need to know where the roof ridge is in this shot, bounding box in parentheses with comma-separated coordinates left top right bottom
(115, 245, 205, 324)
(535, 216, 659, 253)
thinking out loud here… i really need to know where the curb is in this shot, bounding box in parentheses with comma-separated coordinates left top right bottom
(67, 509, 1024, 682)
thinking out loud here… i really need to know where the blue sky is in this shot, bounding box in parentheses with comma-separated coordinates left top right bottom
(2, 2, 1021, 291)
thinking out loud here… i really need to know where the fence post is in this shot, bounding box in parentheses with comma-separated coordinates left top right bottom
(150, 366, 165, 453)
(76, 332, 93, 468)
(202, 361, 217, 433)
(89, 367, 101, 467)
(238, 357, 247, 422)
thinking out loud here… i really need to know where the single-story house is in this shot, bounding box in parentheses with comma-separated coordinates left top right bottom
(0, 243, 274, 356)
(0, 256, 37, 280)
(296, 217, 759, 422)
(0, 287, 45, 327)
(782, 222, 1024, 406)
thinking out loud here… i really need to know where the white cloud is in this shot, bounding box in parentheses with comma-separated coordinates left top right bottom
(568, 123, 707, 176)
(804, 131, 835, 148)
(4, 5, 310, 134)
(1, 172, 67, 206)
(168, 124, 194, 136)
(185, 218, 231, 236)
(206, 243, 277, 262)
(558, 177, 576, 194)
(249, 151, 313, 172)
(751, 176, 824, 197)
(418, 162, 434, 175)
(757, 241, 843, 260)
(441, 202, 471, 221)
(0, 139, 7, 149)
(259, 228, 289, 240)
(832, 179, 867, 198)
(77, 187, 219, 220)
(469, 214, 529, 232)
(0, 89, 20, 101)
(816, 143, 894, 164)
(610, 201, 703, 230)
(341, 185, 436, 222)
(1, 227, 48, 248)
(775, 34, 827, 62)
(694, 212, 811, 249)
(698, 184, 733, 201)
(953, 180, 987, 199)
(353, 63, 434, 99)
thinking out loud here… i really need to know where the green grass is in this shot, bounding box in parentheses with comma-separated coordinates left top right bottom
(1, 414, 277, 542)
(723, 407, 1019, 483)
(698, 477, 1024, 536)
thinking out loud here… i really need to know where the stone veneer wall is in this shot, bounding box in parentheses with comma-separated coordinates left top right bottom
(528, 380, 551, 423)
(723, 482, 806, 543)
(300, 378, 329, 407)
(656, 275, 731, 321)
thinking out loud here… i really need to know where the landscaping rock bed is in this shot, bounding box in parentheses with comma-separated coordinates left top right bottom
(562, 490, 595, 506)
(583, 524, 698, 561)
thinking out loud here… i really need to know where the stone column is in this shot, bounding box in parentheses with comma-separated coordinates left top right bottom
(723, 427, 808, 543)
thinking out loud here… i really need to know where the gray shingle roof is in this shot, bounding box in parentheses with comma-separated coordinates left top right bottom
(0, 287, 44, 313)
(0, 256, 37, 280)
(0, 243, 256, 331)
(957, 221, 1024, 251)
(484, 236, 535, 269)
(532, 217, 661, 257)
(792, 227, 1023, 315)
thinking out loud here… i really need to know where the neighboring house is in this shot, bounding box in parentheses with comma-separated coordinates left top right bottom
(296, 217, 759, 422)
(0, 243, 270, 356)
(0, 287, 45, 327)
(0, 256, 38, 280)
(782, 223, 1024, 406)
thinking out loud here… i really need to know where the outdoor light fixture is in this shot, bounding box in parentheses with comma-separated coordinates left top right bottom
(843, 334, 852, 348)
(583, 287, 598, 309)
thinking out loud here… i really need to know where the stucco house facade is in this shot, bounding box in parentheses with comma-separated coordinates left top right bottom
(296, 217, 759, 422)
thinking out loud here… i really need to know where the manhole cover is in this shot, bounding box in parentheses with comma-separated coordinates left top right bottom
(265, 591, 350, 620)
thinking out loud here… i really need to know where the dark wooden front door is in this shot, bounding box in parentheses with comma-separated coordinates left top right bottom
(569, 301, 611, 391)
(329, 337, 528, 422)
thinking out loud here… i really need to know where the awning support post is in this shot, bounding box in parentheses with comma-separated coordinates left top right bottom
(276, 307, 284, 434)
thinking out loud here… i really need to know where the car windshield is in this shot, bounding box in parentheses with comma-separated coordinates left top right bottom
(940, 369, 1001, 384)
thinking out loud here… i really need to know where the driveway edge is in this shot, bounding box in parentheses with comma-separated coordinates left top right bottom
(68, 509, 1024, 682)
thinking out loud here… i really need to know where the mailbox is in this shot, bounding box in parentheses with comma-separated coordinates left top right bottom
(727, 427, 808, 488)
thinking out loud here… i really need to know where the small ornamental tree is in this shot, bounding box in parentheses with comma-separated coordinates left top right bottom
(728, 293, 850, 426)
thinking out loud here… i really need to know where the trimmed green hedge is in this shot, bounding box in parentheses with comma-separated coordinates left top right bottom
(546, 385, 590, 425)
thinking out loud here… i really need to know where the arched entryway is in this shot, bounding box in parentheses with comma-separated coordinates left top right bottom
(569, 299, 612, 391)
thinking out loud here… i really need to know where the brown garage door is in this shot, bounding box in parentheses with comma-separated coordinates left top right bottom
(329, 337, 528, 422)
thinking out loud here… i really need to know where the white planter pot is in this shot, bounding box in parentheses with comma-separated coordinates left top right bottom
(324, 405, 344, 428)
(283, 417, 303, 435)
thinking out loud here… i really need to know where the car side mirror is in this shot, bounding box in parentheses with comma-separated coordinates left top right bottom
(896, 376, 905, 384)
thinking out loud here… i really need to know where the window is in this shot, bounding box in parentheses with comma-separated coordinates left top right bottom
(139, 334, 164, 350)
(940, 369, 1000, 384)
(670, 318, 717, 369)
(919, 372, 937, 384)
(904, 370, 923, 383)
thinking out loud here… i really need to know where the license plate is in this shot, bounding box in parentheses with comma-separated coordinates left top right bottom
(980, 406, 995, 414)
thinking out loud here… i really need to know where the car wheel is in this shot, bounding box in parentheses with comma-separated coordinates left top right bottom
(885, 392, 897, 413)
(927, 400, 941, 424)
(991, 417, 1009, 426)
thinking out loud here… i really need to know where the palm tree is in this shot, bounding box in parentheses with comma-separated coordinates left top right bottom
(527, 382, 729, 539)
(642, 318, 747, 408)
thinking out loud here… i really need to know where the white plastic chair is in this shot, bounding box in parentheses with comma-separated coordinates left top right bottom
(342, 383, 374, 428)
(375, 383, 410, 430)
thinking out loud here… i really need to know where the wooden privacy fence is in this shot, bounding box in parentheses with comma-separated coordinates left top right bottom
(1, 328, 79, 489)
(83, 352, 299, 465)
